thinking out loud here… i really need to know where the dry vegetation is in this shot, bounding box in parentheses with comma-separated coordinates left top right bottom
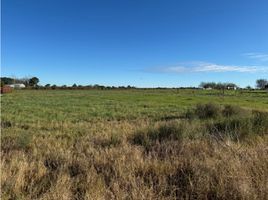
(1, 90, 268, 199)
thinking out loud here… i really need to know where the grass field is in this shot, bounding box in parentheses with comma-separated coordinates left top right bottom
(1, 89, 268, 199)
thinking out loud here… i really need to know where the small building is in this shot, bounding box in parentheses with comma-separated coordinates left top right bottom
(0, 85, 13, 94)
(227, 86, 237, 90)
(203, 87, 212, 90)
(8, 83, 26, 89)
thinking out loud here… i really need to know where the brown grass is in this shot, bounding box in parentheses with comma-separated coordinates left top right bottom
(1, 117, 268, 200)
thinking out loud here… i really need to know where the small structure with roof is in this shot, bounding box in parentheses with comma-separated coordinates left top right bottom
(8, 83, 26, 89)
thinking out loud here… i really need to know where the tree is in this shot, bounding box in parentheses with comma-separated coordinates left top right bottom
(29, 77, 39, 87)
(256, 79, 268, 89)
(19, 77, 31, 86)
(0, 77, 14, 85)
(22, 79, 29, 86)
(199, 82, 217, 89)
(45, 84, 51, 88)
(245, 85, 252, 90)
(51, 85, 57, 90)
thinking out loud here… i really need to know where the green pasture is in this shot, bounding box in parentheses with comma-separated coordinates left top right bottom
(2, 89, 267, 125)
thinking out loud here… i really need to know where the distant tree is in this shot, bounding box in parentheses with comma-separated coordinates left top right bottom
(0, 77, 14, 85)
(256, 79, 268, 89)
(199, 82, 217, 89)
(199, 82, 237, 91)
(51, 84, 57, 90)
(45, 84, 51, 88)
(99, 85, 105, 90)
(72, 83, 77, 88)
(215, 83, 224, 90)
(245, 85, 252, 90)
(29, 77, 39, 87)
(93, 84, 99, 89)
(18, 77, 30, 86)
(199, 82, 206, 88)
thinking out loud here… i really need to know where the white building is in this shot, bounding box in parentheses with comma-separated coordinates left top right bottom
(227, 86, 237, 90)
(8, 84, 26, 89)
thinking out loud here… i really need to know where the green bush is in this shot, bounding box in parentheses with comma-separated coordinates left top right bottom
(207, 117, 251, 141)
(195, 103, 221, 119)
(132, 121, 185, 150)
(94, 133, 122, 148)
(184, 109, 195, 120)
(222, 105, 241, 117)
(252, 110, 268, 135)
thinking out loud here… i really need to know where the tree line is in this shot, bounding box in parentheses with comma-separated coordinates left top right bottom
(199, 79, 268, 90)
(1, 77, 39, 87)
(1, 76, 268, 90)
(199, 82, 238, 90)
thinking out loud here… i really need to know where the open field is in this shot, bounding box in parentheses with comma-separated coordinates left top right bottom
(1, 89, 268, 199)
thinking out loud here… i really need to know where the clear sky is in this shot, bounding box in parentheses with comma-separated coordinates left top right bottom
(2, 0, 268, 87)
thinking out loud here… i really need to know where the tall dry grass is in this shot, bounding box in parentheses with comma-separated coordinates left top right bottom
(1, 104, 268, 199)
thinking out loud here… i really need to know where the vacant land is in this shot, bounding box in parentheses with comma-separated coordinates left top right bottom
(1, 89, 268, 199)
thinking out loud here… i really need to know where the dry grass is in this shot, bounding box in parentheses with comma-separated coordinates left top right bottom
(1, 117, 268, 200)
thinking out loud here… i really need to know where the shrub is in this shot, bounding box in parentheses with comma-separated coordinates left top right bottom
(132, 121, 185, 150)
(207, 117, 251, 141)
(154, 122, 184, 142)
(184, 109, 195, 120)
(17, 133, 32, 151)
(1, 133, 32, 153)
(222, 104, 241, 117)
(94, 133, 122, 148)
(252, 110, 268, 134)
(195, 103, 221, 119)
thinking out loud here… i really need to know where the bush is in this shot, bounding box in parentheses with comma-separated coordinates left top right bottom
(153, 122, 184, 142)
(195, 103, 221, 119)
(252, 110, 268, 134)
(184, 109, 195, 120)
(207, 117, 251, 141)
(132, 121, 185, 150)
(222, 105, 241, 117)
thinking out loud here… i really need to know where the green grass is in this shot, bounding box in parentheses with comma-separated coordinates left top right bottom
(2, 89, 268, 124)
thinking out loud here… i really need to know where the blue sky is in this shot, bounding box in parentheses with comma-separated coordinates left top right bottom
(2, 0, 268, 87)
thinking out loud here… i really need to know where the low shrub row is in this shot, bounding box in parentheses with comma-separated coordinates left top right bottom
(132, 104, 268, 150)
(185, 103, 244, 120)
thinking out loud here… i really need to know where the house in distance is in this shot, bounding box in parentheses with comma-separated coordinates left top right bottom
(8, 83, 26, 89)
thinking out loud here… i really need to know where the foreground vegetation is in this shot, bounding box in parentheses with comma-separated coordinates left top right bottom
(1, 89, 268, 199)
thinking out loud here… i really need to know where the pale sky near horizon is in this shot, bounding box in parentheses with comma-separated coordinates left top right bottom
(2, 0, 268, 87)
